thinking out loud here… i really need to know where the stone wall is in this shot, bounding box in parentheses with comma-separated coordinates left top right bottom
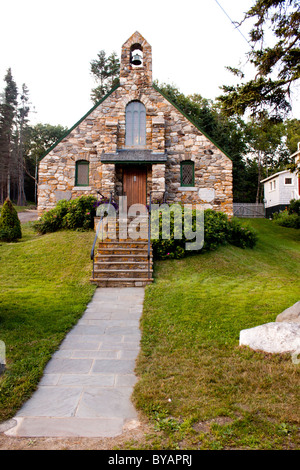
(38, 32, 232, 216)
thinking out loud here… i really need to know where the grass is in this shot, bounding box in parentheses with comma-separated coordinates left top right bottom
(0, 223, 96, 422)
(0, 218, 299, 450)
(132, 219, 300, 450)
(0, 203, 36, 213)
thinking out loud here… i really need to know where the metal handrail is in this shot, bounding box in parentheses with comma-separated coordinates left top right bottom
(91, 191, 113, 278)
(148, 190, 166, 279)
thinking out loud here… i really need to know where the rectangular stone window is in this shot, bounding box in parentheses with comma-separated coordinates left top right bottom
(180, 161, 194, 187)
(75, 160, 89, 186)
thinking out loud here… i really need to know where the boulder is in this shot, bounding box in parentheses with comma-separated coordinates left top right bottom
(276, 301, 300, 324)
(239, 322, 300, 354)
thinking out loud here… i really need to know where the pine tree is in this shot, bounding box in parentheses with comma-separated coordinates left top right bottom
(217, 0, 300, 119)
(0, 69, 18, 202)
(90, 51, 120, 103)
(0, 197, 22, 241)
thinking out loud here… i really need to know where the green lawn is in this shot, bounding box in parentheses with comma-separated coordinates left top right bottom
(0, 223, 96, 422)
(0, 218, 299, 450)
(133, 219, 300, 450)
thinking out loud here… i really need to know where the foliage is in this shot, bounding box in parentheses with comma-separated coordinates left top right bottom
(288, 198, 300, 216)
(0, 224, 95, 423)
(217, 0, 300, 119)
(151, 208, 258, 260)
(245, 112, 290, 202)
(134, 219, 300, 450)
(33, 195, 97, 234)
(0, 197, 22, 241)
(0, 69, 18, 202)
(154, 82, 249, 202)
(273, 199, 300, 228)
(90, 50, 120, 103)
(285, 119, 300, 154)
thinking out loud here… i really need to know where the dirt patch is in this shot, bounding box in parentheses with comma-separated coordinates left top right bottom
(0, 419, 153, 450)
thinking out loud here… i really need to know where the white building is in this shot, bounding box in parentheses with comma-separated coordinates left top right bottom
(261, 170, 299, 217)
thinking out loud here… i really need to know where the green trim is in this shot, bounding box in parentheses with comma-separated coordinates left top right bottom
(180, 161, 195, 187)
(152, 83, 232, 161)
(75, 160, 89, 186)
(101, 160, 166, 164)
(40, 84, 121, 161)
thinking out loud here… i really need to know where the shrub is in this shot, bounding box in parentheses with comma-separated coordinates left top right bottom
(0, 198, 22, 242)
(288, 199, 300, 216)
(227, 217, 258, 249)
(151, 207, 258, 260)
(33, 196, 97, 234)
(273, 209, 300, 229)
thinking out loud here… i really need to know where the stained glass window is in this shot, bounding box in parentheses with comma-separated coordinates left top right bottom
(181, 161, 194, 187)
(75, 160, 89, 186)
(125, 101, 146, 147)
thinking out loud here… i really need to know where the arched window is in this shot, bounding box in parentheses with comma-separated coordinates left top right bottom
(125, 101, 146, 148)
(180, 161, 194, 187)
(75, 160, 89, 186)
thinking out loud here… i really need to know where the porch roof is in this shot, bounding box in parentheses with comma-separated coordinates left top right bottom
(100, 149, 168, 163)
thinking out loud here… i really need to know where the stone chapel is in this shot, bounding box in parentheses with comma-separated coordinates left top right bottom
(37, 31, 233, 216)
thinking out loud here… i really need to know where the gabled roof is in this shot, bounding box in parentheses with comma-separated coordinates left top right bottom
(261, 170, 292, 183)
(152, 83, 232, 161)
(40, 84, 120, 160)
(40, 82, 232, 162)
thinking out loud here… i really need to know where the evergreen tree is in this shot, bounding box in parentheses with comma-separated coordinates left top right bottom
(15, 84, 30, 205)
(90, 51, 120, 103)
(0, 69, 18, 202)
(217, 0, 300, 119)
(0, 197, 22, 241)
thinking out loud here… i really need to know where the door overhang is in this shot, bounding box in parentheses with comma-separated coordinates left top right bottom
(100, 149, 167, 163)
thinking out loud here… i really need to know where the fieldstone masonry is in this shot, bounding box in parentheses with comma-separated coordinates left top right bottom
(38, 31, 233, 216)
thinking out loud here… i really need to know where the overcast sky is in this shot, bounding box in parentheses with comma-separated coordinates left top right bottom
(1, 0, 299, 129)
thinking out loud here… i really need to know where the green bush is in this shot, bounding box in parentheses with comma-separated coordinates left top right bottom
(227, 217, 258, 248)
(273, 209, 300, 229)
(33, 196, 97, 234)
(288, 199, 300, 216)
(0, 198, 22, 242)
(151, 208, 258, 260)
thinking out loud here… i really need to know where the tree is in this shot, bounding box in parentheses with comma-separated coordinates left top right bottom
(15, 84, 30, 205)
(0, 69, 18, 202)
(25, 123, 67, 203)
(90, 51, 120, 103)
(245, 113, 289, 202)
(0, 197, 22, 241)
(285, 118, 300, 153)
(217, 0, 300, 119)
(155, 82, 248, 201)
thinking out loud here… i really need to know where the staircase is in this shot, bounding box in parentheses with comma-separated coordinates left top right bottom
(90, 216, 153, 287)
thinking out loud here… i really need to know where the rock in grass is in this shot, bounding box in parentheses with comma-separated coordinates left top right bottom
(276, 301, 300, 324)
(239, 322, 300, 354)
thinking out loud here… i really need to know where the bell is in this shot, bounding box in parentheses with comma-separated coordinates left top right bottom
(131, 53, 142, 66)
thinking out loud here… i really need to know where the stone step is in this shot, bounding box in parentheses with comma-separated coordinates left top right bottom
(93, 269, 153, 279)
(94, 261, 153, 270)
(97, 248, 152, 256)
(98, 241, 149, 249)
(90, 278, 153, 288)
(95, 253, 150, 262)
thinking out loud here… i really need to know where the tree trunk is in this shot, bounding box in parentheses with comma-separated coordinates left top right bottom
(256, 151, 262, 204)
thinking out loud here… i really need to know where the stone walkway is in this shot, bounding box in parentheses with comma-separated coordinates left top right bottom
(5, 287, 145, 438)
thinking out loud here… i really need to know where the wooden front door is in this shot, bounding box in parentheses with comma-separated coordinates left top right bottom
(123, 166, 147, 208)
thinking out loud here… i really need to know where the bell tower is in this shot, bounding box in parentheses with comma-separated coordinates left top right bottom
(120, 31, 152, 86)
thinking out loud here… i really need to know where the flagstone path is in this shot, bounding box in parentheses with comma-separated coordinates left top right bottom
(5, 287, 144, 438)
